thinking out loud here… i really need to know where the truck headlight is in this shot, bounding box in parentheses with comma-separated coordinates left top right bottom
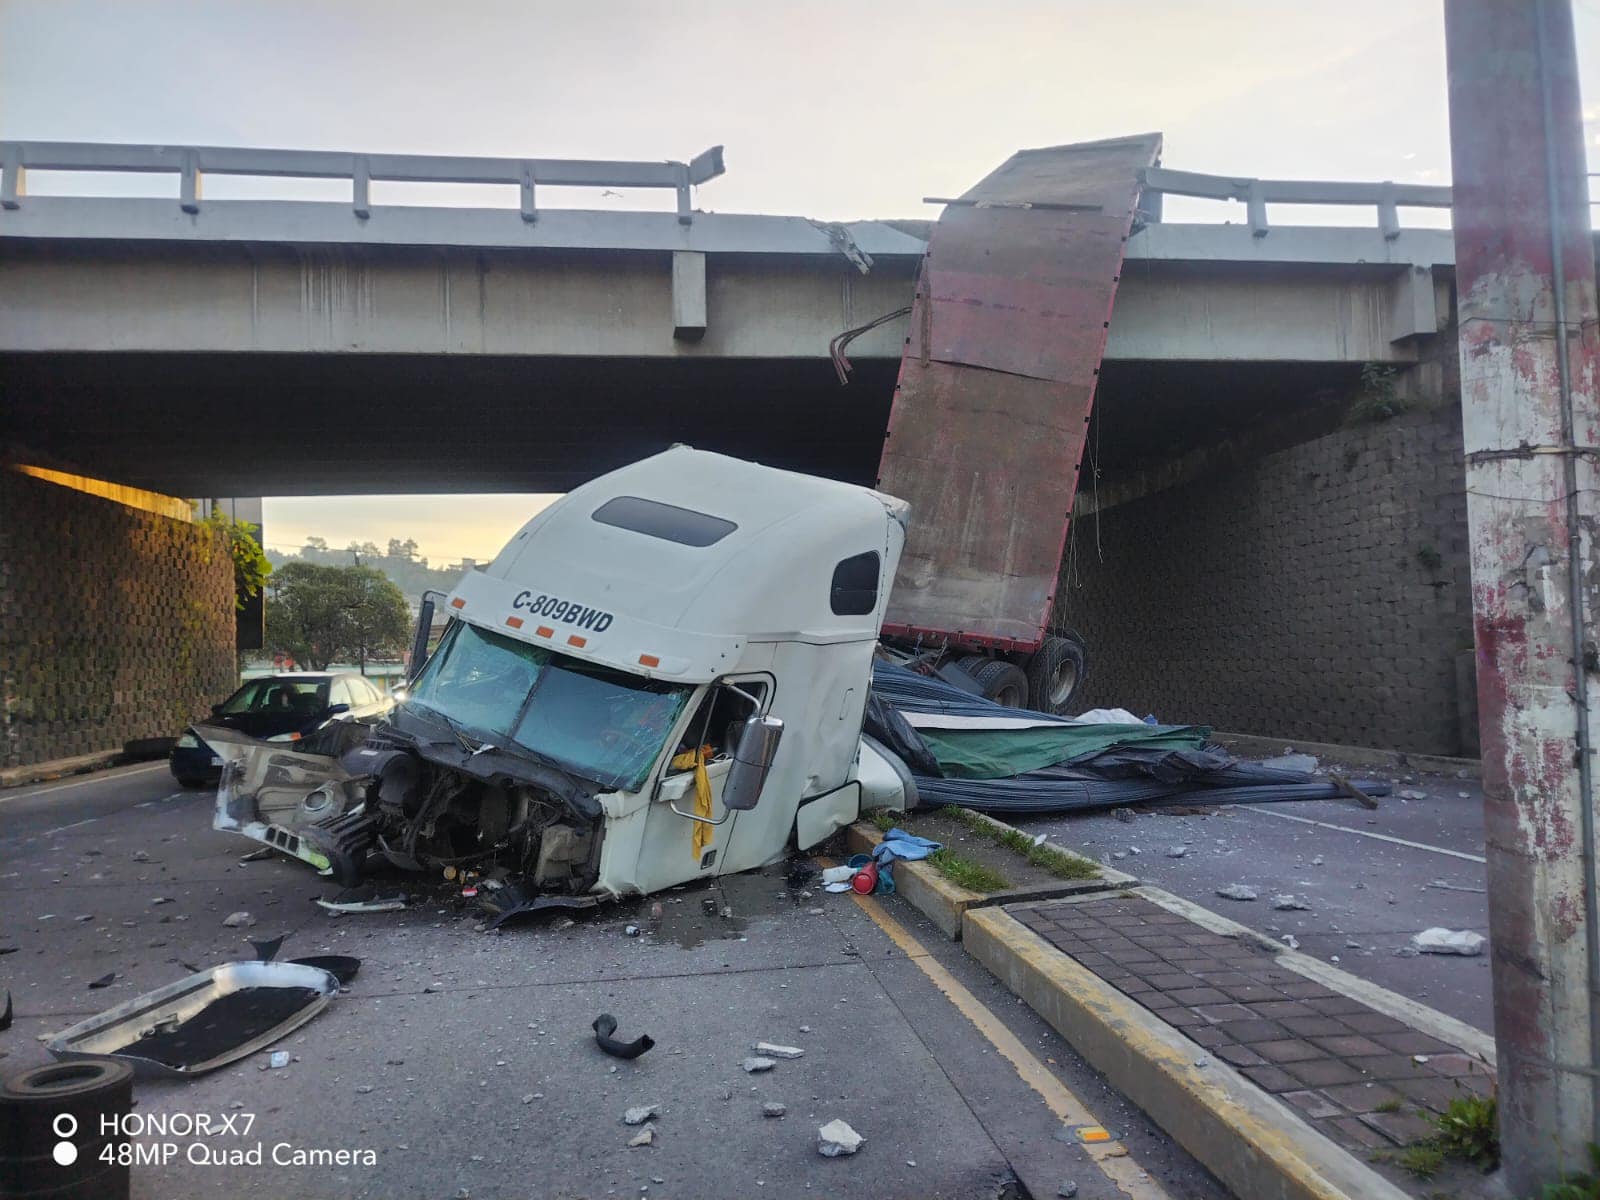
(176, 732, 200, 748)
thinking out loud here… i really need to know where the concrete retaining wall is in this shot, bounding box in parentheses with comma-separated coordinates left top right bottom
(1058, 401, 1474, 756)
(0, 469, 237, 768)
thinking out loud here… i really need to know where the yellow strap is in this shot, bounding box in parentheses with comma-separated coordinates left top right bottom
(671, 746, 715, 859)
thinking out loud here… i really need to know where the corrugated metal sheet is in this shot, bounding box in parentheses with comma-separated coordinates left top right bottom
(878, 134, 1161, 650)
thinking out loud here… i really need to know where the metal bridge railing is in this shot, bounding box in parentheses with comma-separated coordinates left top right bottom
(0, 140, 725, 224)
(1140, 166, 1453, 240)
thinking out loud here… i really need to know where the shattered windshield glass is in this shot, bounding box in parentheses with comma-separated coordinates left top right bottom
(406, 621, 693, 792)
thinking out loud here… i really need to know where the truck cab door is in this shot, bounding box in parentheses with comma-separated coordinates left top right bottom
(656, 674, 771, 873)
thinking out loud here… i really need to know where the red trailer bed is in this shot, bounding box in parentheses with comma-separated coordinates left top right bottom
(877, 133, 1161, 659)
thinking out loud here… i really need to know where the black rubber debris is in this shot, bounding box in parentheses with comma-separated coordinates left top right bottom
(479, 892, 599, 932)
(0, 990, 12, 1032)
(88, 973, 117, 990)
(249, 935, 287, 963)
(592, 1013, 654, 1060)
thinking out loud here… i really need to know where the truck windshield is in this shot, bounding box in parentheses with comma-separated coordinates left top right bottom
(406, 621, 693, 792)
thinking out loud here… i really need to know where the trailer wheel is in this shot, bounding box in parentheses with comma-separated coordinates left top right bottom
(971, 659, 1029, 708)
(1026, 634, 1087, 714)
(0, 1058, 134, 1199)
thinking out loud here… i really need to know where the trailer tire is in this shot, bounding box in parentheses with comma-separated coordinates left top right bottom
(971, 660, 1029, 709)
(0, 1058, 134, 1199)
(1026, 634, 1087, 714)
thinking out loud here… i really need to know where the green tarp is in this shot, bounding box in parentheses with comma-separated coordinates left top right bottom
(914, 722, 1212, 780)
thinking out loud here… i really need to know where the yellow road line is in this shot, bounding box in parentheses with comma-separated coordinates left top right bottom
(823, 859, 1173, 1200)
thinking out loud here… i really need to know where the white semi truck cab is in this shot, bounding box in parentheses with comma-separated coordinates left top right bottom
(210, 447, 918, 899)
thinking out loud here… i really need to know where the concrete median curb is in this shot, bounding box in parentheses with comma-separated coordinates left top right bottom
(844, 820, 1129, 938)
(962, 905, 1414, 1200)
(0, 749, 122, 790)
(844, 823, 986, 938)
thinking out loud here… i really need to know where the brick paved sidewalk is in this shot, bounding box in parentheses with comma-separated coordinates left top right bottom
(1010, 893, 1495, 1192)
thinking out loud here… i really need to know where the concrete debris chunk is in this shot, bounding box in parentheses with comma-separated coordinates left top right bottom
(1281, 934, 1300, 950)
(268, 1051, 290, 1069)
(1058, 1184, 1079, 1199)
(627, 1127, 655, 1147)
(1399, 789, 1428, 801)
(817, 1118, 864, 1157)
(753, 1042, 804, 1059)
(741, 1056, 777, 1073)
(623, 1105, 661, 1126)
(1311, 856, 1324, 866)
(1112, 808, 1135, 823)
(1215, 884, 1258, 901)
(1164, 846, 1187, 858)
(1412, 927, 1486, 956)
(762, 1102, 787, 1118)
(1272, 895, 1310, 911)
(222, 911, 256, 928)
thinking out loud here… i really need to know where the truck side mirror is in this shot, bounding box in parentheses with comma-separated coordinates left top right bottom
(722, 715, 784, 811)
(409, 591, 443, 682)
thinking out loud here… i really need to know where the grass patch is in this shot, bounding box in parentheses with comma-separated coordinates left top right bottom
(1542, 1144, 1600, 1200)
(940, 805, 1099, 881)
(1384, 1090, 1499, 1181)
(1434, 1094, 1498, 1173)
(1374, 1097, 1403, 1114)
(927, 848, 1009, 894)
(1398, 1143, 1446, 1179)
(863, 808, 898, 833)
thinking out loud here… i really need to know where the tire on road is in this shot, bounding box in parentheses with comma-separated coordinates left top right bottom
(970, 659, 1029, 709)
(121, 737, 174, 761)
(0, 1057, 134, 1199)
(1026, 633, 1088, 714)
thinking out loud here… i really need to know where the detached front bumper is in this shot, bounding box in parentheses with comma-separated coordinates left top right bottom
(200, 723, 375, 882)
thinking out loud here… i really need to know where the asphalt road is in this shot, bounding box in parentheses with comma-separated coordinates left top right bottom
(0, 764, 1229, 1200)
(1012, 767, 1493, 1031)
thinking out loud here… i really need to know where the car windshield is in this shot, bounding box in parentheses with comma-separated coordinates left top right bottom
(406, 622, 693, 792)
(220, 678, 330, 716)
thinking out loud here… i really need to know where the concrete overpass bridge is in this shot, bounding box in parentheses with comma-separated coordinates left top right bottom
(0, 140, 1457, 496)
(3, 137, 1511, 773)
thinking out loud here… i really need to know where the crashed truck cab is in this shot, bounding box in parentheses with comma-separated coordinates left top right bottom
(211, 447, 915, 899)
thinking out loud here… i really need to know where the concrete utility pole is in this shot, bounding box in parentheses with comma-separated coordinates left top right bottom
(1445, 0, 1600, 1190)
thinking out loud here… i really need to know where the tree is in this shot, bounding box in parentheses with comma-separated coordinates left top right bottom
(303, 536, 328, 553)
(266, 562, 410, 672)
(199, 509, 272, 611)
(386, 537, 419, 561)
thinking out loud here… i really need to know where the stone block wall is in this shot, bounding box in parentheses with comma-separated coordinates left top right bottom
(1057, 401, 1474, 755)
(0, 469, 238, 768)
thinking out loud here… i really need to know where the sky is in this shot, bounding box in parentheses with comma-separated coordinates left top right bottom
(3, 0, 1597, 563)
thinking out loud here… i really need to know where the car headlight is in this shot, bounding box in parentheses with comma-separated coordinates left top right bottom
(176, 732, 200, 749)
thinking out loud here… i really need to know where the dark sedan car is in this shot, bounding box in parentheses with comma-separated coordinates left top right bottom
(170, 672, 395, 787)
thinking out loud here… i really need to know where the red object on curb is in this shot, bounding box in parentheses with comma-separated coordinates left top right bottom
(852, 862, 878, 895)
